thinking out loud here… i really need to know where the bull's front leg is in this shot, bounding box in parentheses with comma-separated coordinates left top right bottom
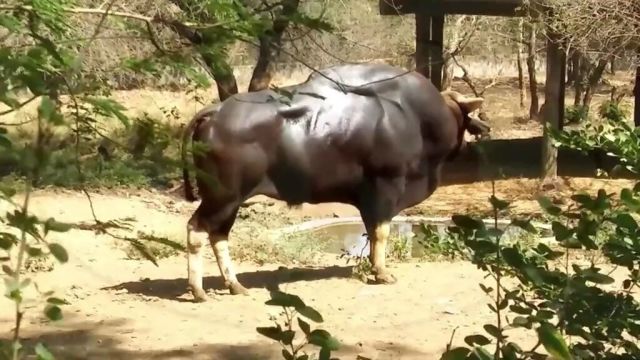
(209, 235, 249, 295)
(186, 227, 209, 302)
(369, 221, 397, 284)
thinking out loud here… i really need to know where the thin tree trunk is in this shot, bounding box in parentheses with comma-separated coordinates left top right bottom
(574, 53, 588, 107)
(165, 19, 238, 101)
(526, 21, 539, 119)
(582, 58, 609, 110)
(441, 55, 454, 90)
(542, 31, 566, 180)
(609, 58, 616, 75)
(248, 0, 300, 92)
(634, 65, 640, 127)
(567, 49, 580, 85)
(516, 18, 526, 110)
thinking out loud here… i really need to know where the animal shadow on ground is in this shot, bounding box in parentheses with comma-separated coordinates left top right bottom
(3, 317, 429, 359)
(102, 265, 354, 302)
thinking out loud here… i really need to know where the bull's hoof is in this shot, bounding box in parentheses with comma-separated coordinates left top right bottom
(229, 282, 249, 295)
(190, 287, 209, 302)
(373, 271, 397, 285)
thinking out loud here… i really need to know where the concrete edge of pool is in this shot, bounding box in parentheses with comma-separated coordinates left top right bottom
(265, 216, 555, 245)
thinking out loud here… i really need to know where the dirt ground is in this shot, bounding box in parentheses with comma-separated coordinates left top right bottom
(0, 175, 636, 360)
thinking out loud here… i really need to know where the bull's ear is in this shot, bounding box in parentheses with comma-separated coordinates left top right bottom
(458, 97, 484, 113)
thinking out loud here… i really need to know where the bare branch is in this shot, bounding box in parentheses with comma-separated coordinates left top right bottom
(0, 4, 239, 30)
(0, 95, 39, 117)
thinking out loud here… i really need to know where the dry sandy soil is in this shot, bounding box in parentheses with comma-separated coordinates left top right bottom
(0, 175, 636, 360)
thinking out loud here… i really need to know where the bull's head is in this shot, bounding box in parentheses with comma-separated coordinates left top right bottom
(440, 90, 491, 159)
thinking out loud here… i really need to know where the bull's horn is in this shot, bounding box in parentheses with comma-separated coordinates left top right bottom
(442, 90, 484, 113)
(458, 97, 484, 113)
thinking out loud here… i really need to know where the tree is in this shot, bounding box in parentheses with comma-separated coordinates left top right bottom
(162, 0, 332, 100)
(545, 0, 640, 113)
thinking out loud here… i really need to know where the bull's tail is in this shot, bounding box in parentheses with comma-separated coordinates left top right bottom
(181, 108, 212, 202)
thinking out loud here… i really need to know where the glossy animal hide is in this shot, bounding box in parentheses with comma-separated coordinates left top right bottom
(180, 63, 489, 301)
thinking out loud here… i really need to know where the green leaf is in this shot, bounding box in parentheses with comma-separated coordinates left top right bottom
(84, 97, 130, 127)
(536, 243, 564, 260)
(266, 291, 305, 309)
(489, 195, 510, 211)
(512, 316, 531, 328)
(502, 248, 525, 268)
(483, 324, 502, 339)
(38, 96, 57, 122)
(308, 329, 340, 350)
(479, 284, 493, 294)
(43, 218, 72, 235)
(44, 304, 62, 321)
(256, 326, 282, 342)
(280, 330, 295, 345)
(0, 183, 16, 198)
(536, 310, 555, 320)
(27, 246, 44, 257)
(0, 233, 17, 250)
(20, 278, 31, 289)
(471, 346, 494, 360)
(580, 267, 615, 285)
(464, 334, 491, 346)
(452, 215, 485, 231)
(441, 347, 471, 360)
(298, 318, 311, 336)
(537, 196, 561, 216)
(297, 305, 323, 323)
(509, 305, 532, 315)
(621, 188, 640, 211)
(537, 323, 572, 360)
(281, 349, 294, 360)
(47, 297, 70, 305)
(510, 219, 537, 234)
(0, 14, 21, 32)
(2, 265, 13, 276)
(318, 347, 330, 360)
(571, 193, 593, 208)
(551, 221, 573, 242)
(522, 264, 545, 286)
(48, 243, 68, 263)
(0, 134, 11, 149)
(35, 343, 55, 360)
(613, 213, 638, 230)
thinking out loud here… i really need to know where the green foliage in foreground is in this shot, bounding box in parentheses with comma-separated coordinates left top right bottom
(258, 290, 340, 360)
(439, 187, 640, 360)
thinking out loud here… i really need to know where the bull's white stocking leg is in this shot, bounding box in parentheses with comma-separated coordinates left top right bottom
(370, 221, 397, 284)
(187, 228, 208, 302)
(210, 235, 249, 295)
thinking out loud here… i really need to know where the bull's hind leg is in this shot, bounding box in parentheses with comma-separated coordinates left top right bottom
(187, 199, 248, 301)
(209, 233, 248, 295)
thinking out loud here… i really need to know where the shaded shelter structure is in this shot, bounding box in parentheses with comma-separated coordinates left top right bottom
(379, 0, 640, 182)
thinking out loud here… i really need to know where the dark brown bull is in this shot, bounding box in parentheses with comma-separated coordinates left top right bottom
(181, 63, 490, 302)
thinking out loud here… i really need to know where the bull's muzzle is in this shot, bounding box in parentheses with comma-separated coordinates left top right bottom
(467, 116, 491, 139)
